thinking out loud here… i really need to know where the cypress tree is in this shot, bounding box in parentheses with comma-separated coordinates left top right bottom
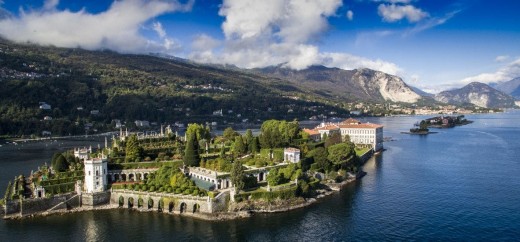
(125, 134, 141, 162)
(251, 136, 260, 154)
(230, 160, 245, 193)
(183, 133, 200, 166)
(234, 136, 246, 156)
(52, 154, 69, 172)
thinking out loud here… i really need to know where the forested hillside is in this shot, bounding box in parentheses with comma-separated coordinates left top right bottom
(0, 39, 351, 136)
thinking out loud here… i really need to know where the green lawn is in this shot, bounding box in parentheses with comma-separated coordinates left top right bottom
(355, 147, 370, 157)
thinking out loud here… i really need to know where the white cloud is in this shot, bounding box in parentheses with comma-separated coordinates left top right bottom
(495, 55, 509, 63)
(403, 10, 459, 36)
(190, 0, 344, 70)
(0, 0, 193, 53)
(191, 34, 221, 51)
(43, 0, 59, 10)
(320, 52, 403, 76)
(377, 3, 428, 23)
(346, 10, 354, 21)
(219, 0, 341, 44)
(152, 22, 167, 38)
(460, 58, 520, 84)
(188, 0, 404, 75)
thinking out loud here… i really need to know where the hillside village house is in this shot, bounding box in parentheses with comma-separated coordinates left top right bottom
(304, 118, 383, 151)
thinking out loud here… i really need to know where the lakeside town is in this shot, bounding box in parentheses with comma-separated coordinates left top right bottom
(1, 118, 383, 219)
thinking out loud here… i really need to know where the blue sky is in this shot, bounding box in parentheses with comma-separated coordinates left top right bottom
(0, 0, 519, 93)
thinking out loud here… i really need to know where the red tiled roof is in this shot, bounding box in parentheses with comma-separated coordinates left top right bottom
(338, 123, 383, 129)
(315, 124, 340, 131)
(303, 128, 320, 135)
(341, 118, 361, 124)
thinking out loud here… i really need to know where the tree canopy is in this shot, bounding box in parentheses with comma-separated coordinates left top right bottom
(327, 142, 357, 169)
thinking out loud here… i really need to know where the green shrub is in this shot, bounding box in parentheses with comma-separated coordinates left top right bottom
(191, 189, 199, 196)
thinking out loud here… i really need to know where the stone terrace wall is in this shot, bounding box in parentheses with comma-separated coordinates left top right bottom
(4, 193, 80, 217)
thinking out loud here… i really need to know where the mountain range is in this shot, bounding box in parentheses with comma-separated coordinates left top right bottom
(254, 65, 423, 103)
(0, 38, 517, 135)
(434, 82, 516, 108)
(493, 77, 520, 100)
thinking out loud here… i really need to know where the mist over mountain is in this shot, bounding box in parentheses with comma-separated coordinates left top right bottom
(494, 77, 520, 100)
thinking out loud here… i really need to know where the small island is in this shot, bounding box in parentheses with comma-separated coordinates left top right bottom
(402, 115, 472, 135)
(402, 121, 436, 135)
(423, 115, 473, 128)
(1, 118, 383, 220)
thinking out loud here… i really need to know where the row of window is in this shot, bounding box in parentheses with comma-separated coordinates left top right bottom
(88, 168, 107, 176)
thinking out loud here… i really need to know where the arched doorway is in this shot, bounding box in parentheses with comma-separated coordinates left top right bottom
(168, 201, 174, 213)
(259, 172, 264, 181)
(180, 202, 187, 213)
(148, 198, 154, 209)
(128, 197, 134, 208)
(129, 174, 135, 181)
(193, 204, 200, 213)
(137, 173, 142, 181)
(114, 174, 120, 182)
(138, 198, 144, 208)
(144, 173, 148, 180)
(158, 199, 164, 212)
(118, 196, 124, 207)
(121, 174, 127, 182)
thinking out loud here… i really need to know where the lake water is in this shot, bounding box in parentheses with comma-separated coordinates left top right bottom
(2, 111, 520, 241)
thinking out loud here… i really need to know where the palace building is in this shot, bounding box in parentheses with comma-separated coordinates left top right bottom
(304, 118, 384, 151)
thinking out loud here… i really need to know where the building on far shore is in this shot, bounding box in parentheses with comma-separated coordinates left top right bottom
(304, 118, 384, 151)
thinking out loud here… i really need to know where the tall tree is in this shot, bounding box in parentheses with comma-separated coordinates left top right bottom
(244, 129, 254, 151)
(223, 127, 238, 141)
(52, 154, 69, 172)
(260, 120, 282, 153)
(325, 132, 342, 148)
(307, 147, 331, 172)
(250, 136, 260, 154)
(230, 160, 245, 193)
(183, 133, 200, 166)
(327, 142, 357, 169)
(186, 123, 210, 141)
(234, 135, 246, 156)
(125, 134, 142, 162)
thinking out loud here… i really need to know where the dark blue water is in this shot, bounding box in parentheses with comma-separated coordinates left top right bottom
(2, 112, 520, 241)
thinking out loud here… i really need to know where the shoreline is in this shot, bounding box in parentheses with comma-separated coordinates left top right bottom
(3, 177, 358, 221)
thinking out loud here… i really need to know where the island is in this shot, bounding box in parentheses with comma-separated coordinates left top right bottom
(401, 115, 472, 135)
(422, 115, 473, 128)
(1, 118, 383, 220)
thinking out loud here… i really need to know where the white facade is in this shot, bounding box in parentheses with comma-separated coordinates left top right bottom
(84, 156, 108, 193)
(340, 126, 383, 151)
(304, 118, 384, 151)
(284, 148, 301, 163)
(74, 147, 92, 160)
